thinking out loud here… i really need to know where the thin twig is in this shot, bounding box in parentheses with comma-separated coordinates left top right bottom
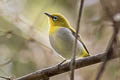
(95, 0, 120, 80)
(95, 26, 117, 80)
(70, 0, 84, 80)
(95, 23, 119, 80)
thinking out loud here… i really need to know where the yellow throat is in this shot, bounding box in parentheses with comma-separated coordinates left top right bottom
(44, 13, 73, 34)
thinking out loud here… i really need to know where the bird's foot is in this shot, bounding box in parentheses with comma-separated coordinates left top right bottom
(57, 59, 66, 70)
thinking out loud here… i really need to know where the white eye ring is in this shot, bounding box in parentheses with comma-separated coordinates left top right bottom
(52, 16, 58, 21)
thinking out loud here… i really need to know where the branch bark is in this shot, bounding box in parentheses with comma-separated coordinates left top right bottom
(15, 51, 120, 80)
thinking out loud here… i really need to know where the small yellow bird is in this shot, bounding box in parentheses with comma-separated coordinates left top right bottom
(45, 12, 90, 60)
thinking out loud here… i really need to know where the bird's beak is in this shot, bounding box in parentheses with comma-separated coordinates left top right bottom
(44, 12, 53, 18)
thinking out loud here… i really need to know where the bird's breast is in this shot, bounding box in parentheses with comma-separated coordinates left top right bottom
(49, 27, 83, 59)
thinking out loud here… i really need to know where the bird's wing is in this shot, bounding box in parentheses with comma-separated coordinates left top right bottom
(69, 27, 90, 55)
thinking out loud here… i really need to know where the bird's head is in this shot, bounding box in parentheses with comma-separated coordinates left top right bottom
(44, 12, 70, 28)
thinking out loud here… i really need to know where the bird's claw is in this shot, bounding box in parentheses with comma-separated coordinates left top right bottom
(57, 59, 66, 70)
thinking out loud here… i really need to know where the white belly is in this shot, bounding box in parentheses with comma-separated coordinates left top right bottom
(49, 27, 84, 59)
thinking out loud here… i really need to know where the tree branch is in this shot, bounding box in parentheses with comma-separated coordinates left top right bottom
(14, 51, 120, 80)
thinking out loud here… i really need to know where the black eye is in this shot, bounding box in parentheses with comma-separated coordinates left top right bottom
(52, 16, 58, 21)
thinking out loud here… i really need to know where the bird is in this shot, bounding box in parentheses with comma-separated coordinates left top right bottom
(44, 12, 90, 61)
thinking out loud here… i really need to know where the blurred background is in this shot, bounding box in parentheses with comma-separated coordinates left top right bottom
(0, 0, 120, 80)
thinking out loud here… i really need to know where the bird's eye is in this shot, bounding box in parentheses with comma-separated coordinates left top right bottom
(52, 16, 58, 21)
